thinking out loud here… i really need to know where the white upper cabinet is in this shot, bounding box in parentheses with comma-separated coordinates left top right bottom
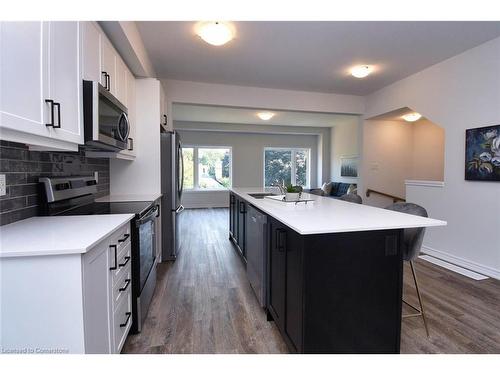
(0, 22, 51, 139)
(115, 58, 128, 105)
(82, 22, 101, 82)
(0, 21, 82, 150)
(101, 37, 116, 95)
(118, 69, 136, 158)
(1, 21, 135, 154)
(160, 84, 167, 130)
(47, 22, 83, 144)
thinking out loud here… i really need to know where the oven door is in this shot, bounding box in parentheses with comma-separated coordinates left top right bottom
(136, 205, 158, 293)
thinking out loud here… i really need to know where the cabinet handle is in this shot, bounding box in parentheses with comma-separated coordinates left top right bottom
(107, 73, 111, 92)
(119, 278, 131, 292)
(45, 99, 55, 127)
(239, 201, 246, 214)
(120, 312, 132, 327)
(109, 244, 118, 270)
(127, 137, 134, 151)
(277, 229, 286, 252)
(119, 256, 130, 268)
(155, 204, 160, 218)
(101, 71, 108, 90)
(118, 233, 130, 243)
(53, 102, 61, 128)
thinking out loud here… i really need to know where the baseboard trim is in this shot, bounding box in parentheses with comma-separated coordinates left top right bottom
(419, 255, 489, 280)
(421, 245, 500, 280)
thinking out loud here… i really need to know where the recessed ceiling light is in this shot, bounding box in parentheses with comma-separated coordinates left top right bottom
(195, 21, 234, 46)
(350, 65, 373, 78)
(401, 112, 422, 122)
(257, 112, 275, 121)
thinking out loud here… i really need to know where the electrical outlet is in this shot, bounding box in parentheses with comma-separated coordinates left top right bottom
(0, 174, 6, 196)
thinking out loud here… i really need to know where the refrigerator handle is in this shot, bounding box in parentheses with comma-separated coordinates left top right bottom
(178, 142, 184, 200)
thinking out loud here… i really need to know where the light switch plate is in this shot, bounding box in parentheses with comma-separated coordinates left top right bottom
(94, 171, 99, 183)
(0, 174, 6, 196)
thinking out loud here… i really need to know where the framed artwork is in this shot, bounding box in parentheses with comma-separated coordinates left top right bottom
(340, 155, 358, 178)
(465, 124, 500, 181)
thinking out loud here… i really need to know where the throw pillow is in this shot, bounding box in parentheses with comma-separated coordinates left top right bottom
(321, 182, 333, 196)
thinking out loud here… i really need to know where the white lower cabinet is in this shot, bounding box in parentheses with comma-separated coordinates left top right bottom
(83, 221, 132, 354)
(0, 220, 133, 354)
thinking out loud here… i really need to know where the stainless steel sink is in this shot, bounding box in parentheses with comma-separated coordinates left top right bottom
(248, 193, 277, 199)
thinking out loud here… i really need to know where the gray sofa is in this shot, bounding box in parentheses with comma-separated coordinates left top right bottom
(307, 182, 357, 199)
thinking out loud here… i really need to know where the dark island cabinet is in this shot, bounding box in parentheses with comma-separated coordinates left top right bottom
(229, 192, 246, 261)
(237, 199, 247, 258)
(229, 193, 236, 239)
(230, 192, 404, 353)
(268, 218, 303, 352)
(267, 216, 404, 354)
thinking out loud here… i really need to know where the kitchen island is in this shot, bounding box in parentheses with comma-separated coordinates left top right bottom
(229, 188, 446, 354)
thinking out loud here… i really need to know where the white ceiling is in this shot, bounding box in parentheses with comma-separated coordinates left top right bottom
(137, 21, 500, 96)
(173, 103, 359, 128)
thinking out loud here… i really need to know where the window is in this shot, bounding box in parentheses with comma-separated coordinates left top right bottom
(264, 148, 310, 188)
(182, 146, 232, 190)
(182, 147, 194, 189)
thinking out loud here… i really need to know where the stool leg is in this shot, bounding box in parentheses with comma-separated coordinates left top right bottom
(410, 261, 430, 337)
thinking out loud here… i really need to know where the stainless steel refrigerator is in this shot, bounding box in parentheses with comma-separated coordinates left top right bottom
(161, 131, 184, 261)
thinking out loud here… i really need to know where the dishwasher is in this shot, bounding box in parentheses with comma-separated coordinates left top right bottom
(246, 205, 268, 308)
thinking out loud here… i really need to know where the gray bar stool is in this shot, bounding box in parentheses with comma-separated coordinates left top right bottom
(339, 193, 363, 204)
(385, 202, 430, 337)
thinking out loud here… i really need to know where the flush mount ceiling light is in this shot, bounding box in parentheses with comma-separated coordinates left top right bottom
(257, 112, 275, 121)
(195, 21, 234, 46)
(350, 65, 373, 78)
(401, 112, 422, 122)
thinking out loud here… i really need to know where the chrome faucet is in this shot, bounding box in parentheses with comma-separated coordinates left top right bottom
(273, 181, 287, 195)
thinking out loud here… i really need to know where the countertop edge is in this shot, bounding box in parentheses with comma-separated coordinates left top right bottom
(0, 214, 135, 258)
(230, 188, 447, 235)
(95, 194, 163, 202)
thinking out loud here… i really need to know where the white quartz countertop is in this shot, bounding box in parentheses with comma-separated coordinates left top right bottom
(95, 193, 162, 202)
(0, 214, 134, 258)
(231, 188, 447, 235)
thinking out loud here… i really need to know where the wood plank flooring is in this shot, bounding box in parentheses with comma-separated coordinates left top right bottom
(123, 208, 500, 354)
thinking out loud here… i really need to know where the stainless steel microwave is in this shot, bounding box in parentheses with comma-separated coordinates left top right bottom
(83, 80, 130, 151)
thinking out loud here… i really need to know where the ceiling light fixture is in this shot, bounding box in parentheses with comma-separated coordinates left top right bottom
(196, 21, 234, 46)
(350, 65, 373, 78)
(401, 112, 422, 122)
(257, 112, 275, 121)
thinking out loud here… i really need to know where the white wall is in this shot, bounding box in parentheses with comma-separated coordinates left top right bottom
(177, 127, 319, 208)
(110, 78, 161, 196)
(361, 118, 445, 206)
(362, 119, 413, 206)
(363, 37, 500, 279)
(412, 119, 445, 181)
(330, 117, 360, 185)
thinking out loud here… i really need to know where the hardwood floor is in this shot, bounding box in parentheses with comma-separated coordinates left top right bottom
(123, 208, 288, 354)
(123, 208, 500, 354)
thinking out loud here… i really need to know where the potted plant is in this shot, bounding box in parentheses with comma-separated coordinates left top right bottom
(284, 183, 302, 201)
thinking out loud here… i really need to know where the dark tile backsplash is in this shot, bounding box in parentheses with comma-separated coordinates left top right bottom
(0, 140, 110, 226)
